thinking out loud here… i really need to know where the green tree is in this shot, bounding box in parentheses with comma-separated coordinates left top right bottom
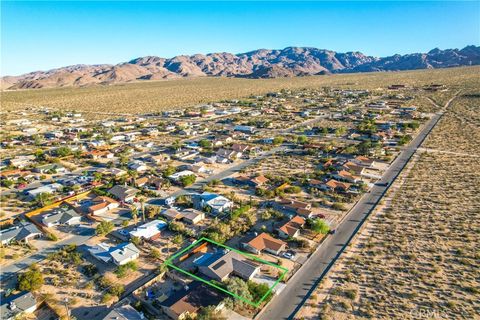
(309, 219, 330, 234)
(172, 234, 184, 245)
(96, 220, 114, 236)
(179, 174, 196, 187)
(130, 236, 141, 246)
(34, 192, 54, 207)
(34, 149, 45, 161)
(197, 306, 227, 320)
(335, 126, 347, 137)
(272, 136, 284, 145)
(55, 146, 72, 157)
(296, 135, 308, 144)
(18, 264, 44, 291)
(150, 248, 161, 260)
(162, 165, 176, 178)
(1, 179, 14, 188)
(115, 261, 137, 278)
(199, 139, 212, 149)
(224, 278, 253, 308)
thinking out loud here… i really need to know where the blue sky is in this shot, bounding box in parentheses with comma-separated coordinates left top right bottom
(1, 1, 479, 76)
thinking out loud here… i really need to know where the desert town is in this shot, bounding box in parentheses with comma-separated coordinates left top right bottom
(0, 83, 448, 319)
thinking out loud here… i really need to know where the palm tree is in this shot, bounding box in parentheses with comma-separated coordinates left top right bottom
(139, 197, 146, 222)
(131, 207, 139, 224)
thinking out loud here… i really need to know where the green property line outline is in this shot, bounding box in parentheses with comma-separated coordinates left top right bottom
(163, 237, 288, 307)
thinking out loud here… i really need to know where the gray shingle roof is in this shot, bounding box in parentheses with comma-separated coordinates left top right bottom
(0, 291, 37, 319)
(0, 222, 42, 245)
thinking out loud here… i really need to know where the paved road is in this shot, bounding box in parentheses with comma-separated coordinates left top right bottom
(152, 145, 289, 200)
(0, 227, 94, 282)
(258, 96, 457, 320)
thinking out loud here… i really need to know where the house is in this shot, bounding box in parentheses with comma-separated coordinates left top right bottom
(234, 125, 255, 134)
(25, 183, 62, 198)
(102, 304, 144, 320)
(99, 167, 127, 178)
(108, 185, 139, 203)
(216, 149, 242, 161)
(243, 232, 287, 255)
(342, 161, 365, 175)
(129, 219, 167, 240)
(212, 135, 233, 146)
(148, 176, 164, 190)
(332, 170, 361, 183)
(233, 175, 269, 188)
(250, 175, 269, 187)
(277, 215, 305, 239)
(34, 163, 67, 174)
(0, 291, 38, 320)
(195, 192, 233, 215)
(134, 176, 149, 187)
(88, 196, 120, 215)
(8, 155, 36, 168)
(0, 169, 31, 181)
(148, 154, 171, 165)
(85, 150, 114, 160)
(88, 242, 140, 266)
(128, 161, 148, 173)
(353, 156, 376, 168)
(0, 222, 42, 245)
(161, 208, 183, 221)
(196, 250, 260, 282)
(273, 199, 313, 218)
(42, 207, 82, 227)
(181, 208, 205, 225)
(309, 179, 324, 189)
(231, 143, 250, 153)
(160, 281, 224, 320)
(178, 164, 210, 175)
(168, 170, 196, 182)
(324, 179, 351, 192)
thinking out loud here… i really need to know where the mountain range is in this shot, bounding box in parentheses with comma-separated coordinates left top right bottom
(2, 45, 479, 90)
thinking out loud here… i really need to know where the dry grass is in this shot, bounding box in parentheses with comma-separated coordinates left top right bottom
(298, 91, 480, 319)
(2, 67, 478, 114)
(424, 95, 480, 155)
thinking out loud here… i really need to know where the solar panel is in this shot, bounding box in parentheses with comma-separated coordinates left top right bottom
(212, 260, 226, 270)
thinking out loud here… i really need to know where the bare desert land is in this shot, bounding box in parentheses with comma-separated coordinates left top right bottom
(298, 90, 480, 319)
(2, 66, 479, 115)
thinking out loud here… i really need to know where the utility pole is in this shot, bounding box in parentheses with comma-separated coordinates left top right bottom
(64, 298, 70, 320)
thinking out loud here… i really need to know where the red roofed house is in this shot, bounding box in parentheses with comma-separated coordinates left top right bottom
(243, 232, 287, 255)
(88, 196, 120, 215)
(353, 156, 376, 168)
(273, 199, 313, 218)
(277, 215, 305, 239)
(324, 179, 351, 192)
(332, 170, 361, 183)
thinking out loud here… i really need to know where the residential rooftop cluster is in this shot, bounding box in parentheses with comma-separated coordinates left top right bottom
(0, 83, 435, 319)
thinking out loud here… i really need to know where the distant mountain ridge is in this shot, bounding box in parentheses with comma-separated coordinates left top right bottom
(2, 45, 479, 90)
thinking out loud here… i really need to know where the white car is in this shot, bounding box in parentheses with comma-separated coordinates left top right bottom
(282, 251, 296, 260)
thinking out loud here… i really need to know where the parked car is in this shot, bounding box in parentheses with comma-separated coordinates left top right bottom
(282, 250, 296, 260)
(329, 229, 336, 235)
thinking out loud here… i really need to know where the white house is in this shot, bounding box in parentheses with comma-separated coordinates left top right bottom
(168, 170, 196, 182)
(88, 242, 140, 266)
(129, 219, 167, 240)
(41, 207, 81, 227)
(195, 192, 233, 215)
